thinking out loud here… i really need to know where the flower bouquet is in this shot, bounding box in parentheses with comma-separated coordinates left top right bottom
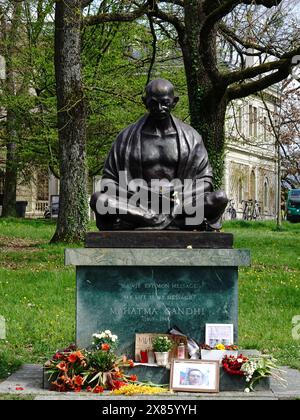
(45, 330, 168, 395)
(92, 330, 118, 352)
(222, 354, 286, 392)
(200, 343, 239, 363)
(45, 340, 135, 393)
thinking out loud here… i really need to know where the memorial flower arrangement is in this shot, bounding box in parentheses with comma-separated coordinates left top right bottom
(45, 331, 136, 393)
(222, 354, 286, 392)
(92, 330, 118, 352)
(200, 343, 239, 350)
(110, 383, 169, 396)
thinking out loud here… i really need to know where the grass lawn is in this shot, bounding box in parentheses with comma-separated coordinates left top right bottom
(0, 218, 300, 380)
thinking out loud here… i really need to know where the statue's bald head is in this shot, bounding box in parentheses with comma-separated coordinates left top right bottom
(143, 78, 179, 120)
(145, 79, 175, 98)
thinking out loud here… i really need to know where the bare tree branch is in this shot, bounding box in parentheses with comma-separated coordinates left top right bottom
(84, 2, 150, 26)
(219, 22, 281, 59)
(82, 0, 93, 8)
(146, 14, 157, 85)
(158, 0, 184, 6)
(203, 0, 283, 34)
(223, 44, 300, 86)
(227, 66, 290, 100)
(148, 6, 185, 38)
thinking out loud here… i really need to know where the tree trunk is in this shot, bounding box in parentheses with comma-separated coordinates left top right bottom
(1, 3, 21, 218)
(188, 86, 227, 191)
(1, 112, 18, 218)
(51, 0, 88, 243)
(181, 1, 228, 190)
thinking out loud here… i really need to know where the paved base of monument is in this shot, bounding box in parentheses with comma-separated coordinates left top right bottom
(1, 364, 300, 400)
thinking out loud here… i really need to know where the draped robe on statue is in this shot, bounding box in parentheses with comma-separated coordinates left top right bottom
(91, 114, 226, 230)
(103, 114, 213, 187)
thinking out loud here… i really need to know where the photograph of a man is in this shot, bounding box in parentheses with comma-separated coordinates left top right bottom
(187, 368, 205, 385)
(171, 361, 219, 393)
(180, 368, 209, 386)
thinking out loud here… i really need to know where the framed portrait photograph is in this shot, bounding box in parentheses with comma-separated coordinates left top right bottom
(170, 360, 219, 393)
(205, 323, 234, 347)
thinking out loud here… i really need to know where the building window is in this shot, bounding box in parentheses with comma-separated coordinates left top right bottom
(249, 105, 258, 138)
(238, 178, 243, 204)
(264, 178, 269, 210)
(36, 170, 49, 201)
(263, 116, 268, 142)
(238, 106, 243, 134)
(250, 170, 256, 200)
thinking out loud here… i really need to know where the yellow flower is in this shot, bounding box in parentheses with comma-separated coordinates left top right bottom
(215, 344, 226, 350)
(110, 384, 169, 396)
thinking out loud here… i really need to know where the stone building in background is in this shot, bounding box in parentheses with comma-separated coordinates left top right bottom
(223, 87, 278, 220)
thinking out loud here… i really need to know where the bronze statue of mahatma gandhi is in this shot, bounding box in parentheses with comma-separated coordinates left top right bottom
(90, 79, 228, 231)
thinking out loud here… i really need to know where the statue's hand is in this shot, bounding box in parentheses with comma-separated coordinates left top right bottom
(171, 193, 181, 217)
(143, 211, 169, 227)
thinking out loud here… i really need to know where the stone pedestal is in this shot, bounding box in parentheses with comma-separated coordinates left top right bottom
(65, 245, 250, 358)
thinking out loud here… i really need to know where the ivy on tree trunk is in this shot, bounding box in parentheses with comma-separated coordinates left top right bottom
(1, 2, 22, 218)
(51, 0, 88, 243)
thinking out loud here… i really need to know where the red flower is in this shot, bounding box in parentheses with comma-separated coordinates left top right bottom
(73, 375, 84, 386)
(111, 380, 128, 390)
(86, 386, 92, 392)
(51, 381, 66, 392)
(222, 354, 249, 376)
(93, 385, 104, 394)
(129, 375, 138, 382)
(101, 343, 110, 351)
(52, 352, 63, 361)
(15, 387, 24, 391)
(74, 387, 82, 393)
(68, 353, 78, 363)
(57, 361, 68, 372)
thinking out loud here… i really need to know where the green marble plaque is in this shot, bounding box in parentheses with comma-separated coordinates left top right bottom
(76, 265, 238, 357)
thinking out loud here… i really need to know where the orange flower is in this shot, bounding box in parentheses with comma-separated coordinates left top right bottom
(93, 385, 104, 394)
(128, 359, 134, 368)
(130, 375, 138, 382)
(57, 361, 68, 372)
(73, 375, 84, 386)
(101, 343, 110, 351)
(75, 351, 85, 360)
(68, 353, 78, 363)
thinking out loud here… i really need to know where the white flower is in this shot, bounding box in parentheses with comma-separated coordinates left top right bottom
(111, 335, 118, 342)
(104, 330, 112, 336)
(237, 358, 243, 363)
(244, 388, 250, 393)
